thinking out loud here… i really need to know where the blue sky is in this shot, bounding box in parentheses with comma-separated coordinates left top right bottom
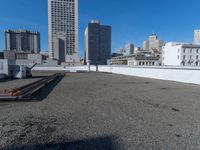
(0, 0, 200, 57)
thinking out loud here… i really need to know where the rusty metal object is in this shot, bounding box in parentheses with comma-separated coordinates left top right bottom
(0, 73, 64, 100)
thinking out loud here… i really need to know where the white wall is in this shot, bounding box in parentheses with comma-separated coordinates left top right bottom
(163, 42, 182, 66)
(33, 66, 89, 72)
(96, 66, 200, 85)
(33, 65, 200, 85)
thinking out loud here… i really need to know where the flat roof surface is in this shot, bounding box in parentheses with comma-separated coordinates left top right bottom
(1, 72, 200, 149)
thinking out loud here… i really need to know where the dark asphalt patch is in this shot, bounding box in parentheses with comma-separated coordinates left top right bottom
(172, 108, 180, 112)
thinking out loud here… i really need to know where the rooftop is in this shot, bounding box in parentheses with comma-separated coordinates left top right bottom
(0, 72, 200, 149)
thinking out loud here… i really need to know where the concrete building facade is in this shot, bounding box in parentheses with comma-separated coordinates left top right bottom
(194, 29, 200, 44)
(48, 0, 78, 63)
(143, 34, 164, 51)
(5, 30, 40, 53)
(125, 43, 134, 55)
(162, 42, 200, 66)
(85, 20, 111, 65)
(111, 51, 159, 66)
(116, 43, 135, 56)
(117, 48, 127, 56)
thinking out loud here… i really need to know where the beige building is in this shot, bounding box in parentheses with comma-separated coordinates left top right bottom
(48, 0, 78, 63)
(111, 51, 159, 66)
(143, 34, 164, 51)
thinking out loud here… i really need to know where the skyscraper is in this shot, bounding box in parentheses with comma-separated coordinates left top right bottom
(85, 20, 111, 65)
(48, 0, 78, 63)
(194, 29, 200, 45)
(5, 30, 40, 53)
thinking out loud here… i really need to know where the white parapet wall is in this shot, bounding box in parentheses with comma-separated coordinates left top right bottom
(94, 66, 200, 85)
(33, 66, 89, 72)
(33, 65, 200, 85)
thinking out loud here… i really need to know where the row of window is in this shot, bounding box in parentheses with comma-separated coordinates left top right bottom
(178, 55, 200, 60)
(138, 61, 156, 66)
(182, 62, 200, 66)
(180, 48, 200, 53)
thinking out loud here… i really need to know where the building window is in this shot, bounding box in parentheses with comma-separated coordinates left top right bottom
(183, 55, 186, 59)
(197, 49, 199, 53)
(183, 49, 186, 53)
(190, 49, 192, 53)
(178, 55, 180, 59)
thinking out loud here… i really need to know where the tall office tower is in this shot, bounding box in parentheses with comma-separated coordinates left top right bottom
(48, 0, 78, 63)
(5, 30, 40, 53)
(143, 34, 164, 51)
(125, 43, 134, 55)
(194, 30, 200, 44)
(85, 20, 111, 65)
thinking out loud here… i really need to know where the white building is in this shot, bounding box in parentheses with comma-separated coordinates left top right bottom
(128, 51, 159, 66)
(112, 51, 159, 66)
(143, 34, 164, 51)
(162, 42, 200, 66)
(194, 29, 200, 44)
(48, 0, 78, 63)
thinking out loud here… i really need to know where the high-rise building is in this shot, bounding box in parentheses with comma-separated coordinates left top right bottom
(5, 30, 40, 53)
(194, 29, 200, 44)
(48, 0, 78, 63)
(143, 34, 164, 51)
(125, 43, 134, 55)
(85, 20, 111, 65)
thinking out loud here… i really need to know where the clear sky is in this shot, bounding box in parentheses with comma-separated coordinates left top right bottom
(0, 0, 200, 57)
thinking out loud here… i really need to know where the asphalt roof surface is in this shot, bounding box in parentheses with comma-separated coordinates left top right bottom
(0, 72, 200, 150)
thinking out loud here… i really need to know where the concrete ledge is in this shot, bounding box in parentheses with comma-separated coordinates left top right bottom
(94, 66, 200, 85)
(33, 66, 200, 85)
